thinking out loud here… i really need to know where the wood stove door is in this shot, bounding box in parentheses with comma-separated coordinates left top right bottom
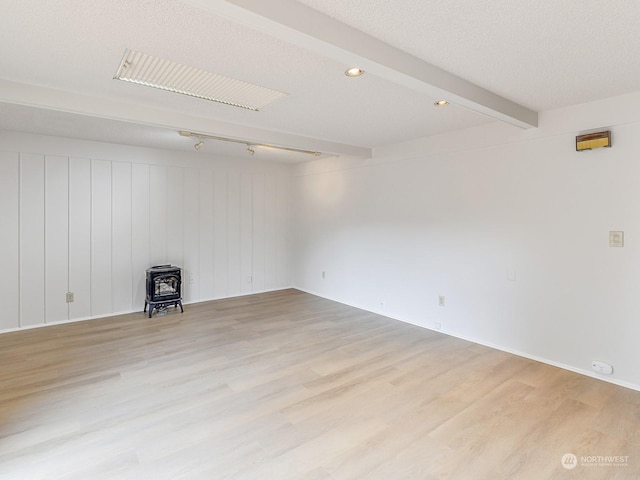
(152, 274, 180, 301)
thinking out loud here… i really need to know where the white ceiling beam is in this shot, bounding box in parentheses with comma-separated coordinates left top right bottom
(0, 79, 371, 158)
(186, 0, 538, 129)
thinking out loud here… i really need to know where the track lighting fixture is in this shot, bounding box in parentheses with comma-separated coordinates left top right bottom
(179, 131, 322, 157)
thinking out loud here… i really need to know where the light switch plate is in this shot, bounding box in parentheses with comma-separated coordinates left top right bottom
(609, 231, 624, 247)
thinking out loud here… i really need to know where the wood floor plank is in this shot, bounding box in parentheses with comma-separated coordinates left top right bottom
(0, 289, 638, 479)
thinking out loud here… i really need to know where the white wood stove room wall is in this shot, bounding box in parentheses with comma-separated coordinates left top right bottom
(0, 132, 291, 331)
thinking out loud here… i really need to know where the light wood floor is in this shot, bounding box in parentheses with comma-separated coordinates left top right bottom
(0, 289, 638, 479)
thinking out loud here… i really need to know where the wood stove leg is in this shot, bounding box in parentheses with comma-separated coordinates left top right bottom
(178, 301, 184, 313)
(144, 301, 147, 313)
(148, 305, 154, 318)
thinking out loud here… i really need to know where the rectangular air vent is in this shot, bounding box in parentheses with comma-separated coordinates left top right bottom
(114, 49, 288, 111)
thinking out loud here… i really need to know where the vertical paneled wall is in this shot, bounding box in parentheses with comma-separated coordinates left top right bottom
(20, 154, 46, 327)
(0, 152, 20, 331)
(0, 146, 291, 332)
(45, 155, 69, 324)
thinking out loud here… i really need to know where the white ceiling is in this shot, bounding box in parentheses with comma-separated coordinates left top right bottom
(1, 0, 639, 162)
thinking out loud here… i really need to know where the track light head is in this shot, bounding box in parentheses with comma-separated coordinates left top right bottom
(194, 140, 204, 151)
(247, 145, 255, 156)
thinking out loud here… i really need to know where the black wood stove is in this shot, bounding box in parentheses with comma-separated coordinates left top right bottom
(144, 265, 184, 318)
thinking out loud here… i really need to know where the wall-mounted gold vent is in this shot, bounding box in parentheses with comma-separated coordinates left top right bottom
(114, 49, 288, 111)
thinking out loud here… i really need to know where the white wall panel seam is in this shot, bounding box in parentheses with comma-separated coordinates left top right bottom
(226, 171, 229, 297)
(110, 161, 114, 316)
(210, 170, 218, 298)
(67, 157, 71, 320)
(17, 153, 22, 328)
(130, 161, 134, 312)
(89, 159, 93, 317)
(43, 158, 47, 323)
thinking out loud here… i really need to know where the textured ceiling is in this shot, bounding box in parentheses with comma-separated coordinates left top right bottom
(296, 0, 640, 111)
(1, 0, 639, 161)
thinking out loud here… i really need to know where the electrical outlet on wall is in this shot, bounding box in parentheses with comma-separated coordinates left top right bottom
(438, 296, 445, 307)
(609, 231, 624, 247)
(592, 360, 613, 375)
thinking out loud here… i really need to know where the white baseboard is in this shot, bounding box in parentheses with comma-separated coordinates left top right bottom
(292, 286, 640, 393)
(0, 286, 293, 335)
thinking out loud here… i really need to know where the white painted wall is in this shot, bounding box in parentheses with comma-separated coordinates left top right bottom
(3, 92, 640, 391)
(292, 92, 640, 390)
(0, 132, 291, 331)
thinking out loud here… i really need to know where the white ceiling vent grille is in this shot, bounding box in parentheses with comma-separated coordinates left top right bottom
(114, 49, 288, 111)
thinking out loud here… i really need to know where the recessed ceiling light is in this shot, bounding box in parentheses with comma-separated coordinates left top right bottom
(434, 100, 450, 107)
(345, 67, 364, 77)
